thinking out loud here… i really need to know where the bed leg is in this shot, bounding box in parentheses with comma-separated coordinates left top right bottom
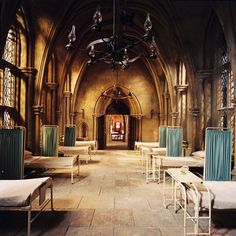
(50, 186, 54, 210)
(71, 165, 74, 184)
(27, 209, 31, 236)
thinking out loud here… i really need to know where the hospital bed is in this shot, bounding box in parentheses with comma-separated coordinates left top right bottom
(75, 140, 97, 153)
(163, 168, 236, 236)
(0, 177, 53, 236)
(58, 145, 91, 163)
(151, 154, 204, 183)
(134, 141, 159, 155)
(142, 147, 167, 182)
(24, 155, 79, 184)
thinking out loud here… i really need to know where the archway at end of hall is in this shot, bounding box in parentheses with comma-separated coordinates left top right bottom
(94, 85, 142, 150)
(105, 100, 130, 150)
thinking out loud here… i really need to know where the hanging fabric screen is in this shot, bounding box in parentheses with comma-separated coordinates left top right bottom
(64, 126, 76, 146)
(0, 127, 24, 179)
(166, 127, 183, 157)
(42, 125, 58, 157)
(159, 126, 167, 148)
(204, 128, 232, 181)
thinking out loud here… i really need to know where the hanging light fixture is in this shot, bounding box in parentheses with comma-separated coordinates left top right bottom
(65, 0, 157, 70)
(101, 69, 132, 100)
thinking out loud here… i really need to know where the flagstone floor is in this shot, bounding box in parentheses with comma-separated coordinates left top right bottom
(1, 150, 236, 236)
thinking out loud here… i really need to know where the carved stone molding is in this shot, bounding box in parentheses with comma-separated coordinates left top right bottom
(32, 105, 43, 115)
(174, 84, 188, 92)
(171, 112, 178, 119)
(190, 108, 200, 117)
(46, 82, 57, 91)
(64, 91, 72, 98)
(21, 67, 38, 77)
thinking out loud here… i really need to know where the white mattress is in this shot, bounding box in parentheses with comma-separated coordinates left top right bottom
(154, 156, 204, 167)
(0, 177, 49, 207)
(25, 155, 77, 169)
(198, 181, 236, 209)
(136, 142, 160, 148)
(59, 145, 90, 154)
(75, 141, 96, 149)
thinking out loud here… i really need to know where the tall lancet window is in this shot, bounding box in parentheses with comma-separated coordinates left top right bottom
(215, 32, 234, 150)
(1, 28, 17, 127)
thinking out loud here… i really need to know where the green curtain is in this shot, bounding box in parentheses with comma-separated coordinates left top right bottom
(159, 126, 167, 147)
(42, 126, 58, 157)
(166, 127, 183, 157)
(64, 126, 76, 146)
(204, 129, 232, 181)
(0, 128, 24, 179)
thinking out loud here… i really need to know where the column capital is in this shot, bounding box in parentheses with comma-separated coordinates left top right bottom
(21, 67, 38, 77)
(190, 108, 200, 117)
(175, 84, 188, 92)
(64, 91, 72, 98)
(46, 82, 57, 91)
(196, 69, 213, 80)
(171, 112, 178, 119)
(33, 105, 43, 115)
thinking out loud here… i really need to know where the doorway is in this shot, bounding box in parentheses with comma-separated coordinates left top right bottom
(105, 114, 129, 149)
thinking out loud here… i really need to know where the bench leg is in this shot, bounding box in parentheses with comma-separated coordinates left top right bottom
(71, 166, 74, 184)
(27, 209, 31, 236)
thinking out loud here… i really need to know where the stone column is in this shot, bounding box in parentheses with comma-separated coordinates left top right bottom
(21, 67, 37, 150)
(33, 105, 43, 155)
(164, 92, 169, 125)
(190, 108, 200, 150)
(171, 112, 178, 126)
(45, 82, 57, 124)
(175, 84, 188, 140)
(63, 91, 72, 131)
(70, 112, 75, 125)
(56, 110, 62, 139)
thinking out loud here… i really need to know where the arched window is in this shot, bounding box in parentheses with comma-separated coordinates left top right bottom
(1, 28, 17, 126)
(215, 34, 234, 128)
(215, 31, 234, 149)
(0, 8, 28, 127)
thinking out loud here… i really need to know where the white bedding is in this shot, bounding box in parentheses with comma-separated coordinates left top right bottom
(59, 145, 90, 154)
(136, 142, 160, 149)
(0, 177, 49, 207)
(24, 155, 77, 169)
(75, 141, 96, 150)
(154, 156, 204, 167)
(196, 181, 236, 209)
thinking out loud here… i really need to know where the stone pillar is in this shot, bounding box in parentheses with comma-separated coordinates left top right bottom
(175, 85, 188, 140)
(45, 82, 57, 124)
(21, 67, 37, 150)
(190, 108, 200, 150)
(171, 112, 178, 126)
(63, 91, 72, 131)
(70, 112, 75, 125)
(56, 110, 62, 139)
(33, 105, 43, 155)
(137, 115, 142, 141)
(164, 92, 169, 125)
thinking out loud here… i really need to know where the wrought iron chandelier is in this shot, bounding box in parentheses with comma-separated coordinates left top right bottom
(65, 0, 157, 70)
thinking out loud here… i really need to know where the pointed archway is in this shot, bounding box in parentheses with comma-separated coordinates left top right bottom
(94, 85, 142, 150)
